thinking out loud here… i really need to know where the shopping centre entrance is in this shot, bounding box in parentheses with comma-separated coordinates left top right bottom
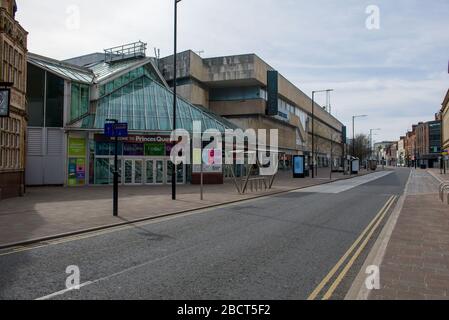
(94, 156, 185, 186)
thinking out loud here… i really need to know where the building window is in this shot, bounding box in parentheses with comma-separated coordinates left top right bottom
(70, 82, 90, 121)
(27, 63, 45, 127)
(46, 72, 64, 127)
(0, 117, 21, 170)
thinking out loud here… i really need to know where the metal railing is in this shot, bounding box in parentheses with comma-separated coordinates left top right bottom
(104, 41, 147, 63)
(439, 182, 449, 205)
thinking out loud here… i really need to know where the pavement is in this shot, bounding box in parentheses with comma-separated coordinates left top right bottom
(0, 168, 408, 300)
(0, 168, 369, 248)
(347, 168, 449, 300)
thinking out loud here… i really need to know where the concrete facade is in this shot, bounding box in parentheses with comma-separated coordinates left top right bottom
(158, 51, 345, 169)
(0, 0, 27, 199)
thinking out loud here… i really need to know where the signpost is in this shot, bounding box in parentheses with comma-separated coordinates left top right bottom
(105, 120, 128, 216)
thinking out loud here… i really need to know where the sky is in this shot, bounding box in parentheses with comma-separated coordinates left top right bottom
(16, 0, 449, 142)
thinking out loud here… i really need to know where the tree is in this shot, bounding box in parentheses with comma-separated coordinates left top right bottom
(349, 133, 371, 160)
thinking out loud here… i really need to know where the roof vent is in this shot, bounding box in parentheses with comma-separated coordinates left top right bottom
(104, 41, 147, 64)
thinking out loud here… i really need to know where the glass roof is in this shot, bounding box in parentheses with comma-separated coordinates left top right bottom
(89, 58, 151, 83)
(89, 76, 237, 133)
(28, 56, 94, 83)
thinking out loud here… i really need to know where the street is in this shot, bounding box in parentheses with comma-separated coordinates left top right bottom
(0, 168, 411, 300)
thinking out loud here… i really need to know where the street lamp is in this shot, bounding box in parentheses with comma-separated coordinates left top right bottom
(311, 89, 333, 178)
(172, 0, 182, 201)
(369, 128, 381, 160)
(352, 115, 368, 157)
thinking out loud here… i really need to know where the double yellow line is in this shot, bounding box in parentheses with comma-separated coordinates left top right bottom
(307, 195, 397, 300)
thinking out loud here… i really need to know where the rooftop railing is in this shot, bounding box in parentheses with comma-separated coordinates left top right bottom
(104, 41, 147, 63)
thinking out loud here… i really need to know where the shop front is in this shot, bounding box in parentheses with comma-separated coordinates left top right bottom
(90, 134, 186, 186)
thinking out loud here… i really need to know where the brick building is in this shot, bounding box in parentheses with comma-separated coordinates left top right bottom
(0, 0, 28, 199)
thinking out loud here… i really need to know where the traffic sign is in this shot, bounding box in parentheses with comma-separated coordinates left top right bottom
(104, 123, 128, 138)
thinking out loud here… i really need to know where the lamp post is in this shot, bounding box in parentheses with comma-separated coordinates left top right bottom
(172, 0, 182, 201)
(369, 128, 381, 160)
(311, 89, 333, 178)
(352, 115, 368, 157)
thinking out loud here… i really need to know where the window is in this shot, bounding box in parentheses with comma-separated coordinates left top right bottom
(99, 66, 156, 98)
(70, 82, 90, 121)
(27, 63, 45, 127)
(46, 72, 64, 127)
(0, 117, 21, 170)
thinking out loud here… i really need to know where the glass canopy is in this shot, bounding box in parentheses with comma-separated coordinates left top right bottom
(92, 75, 237, 133)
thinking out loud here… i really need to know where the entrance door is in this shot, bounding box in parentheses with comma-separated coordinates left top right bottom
(145, 159, 165, 184)
(167, 161, 185, 184)
(124, 159, 143, 185)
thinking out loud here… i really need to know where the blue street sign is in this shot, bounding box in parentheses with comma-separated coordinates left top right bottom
(104, 123, 128, 138)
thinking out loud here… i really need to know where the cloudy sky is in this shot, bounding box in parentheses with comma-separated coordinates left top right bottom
(16, 0, 449, 142)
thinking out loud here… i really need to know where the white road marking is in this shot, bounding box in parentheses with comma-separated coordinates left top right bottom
(293, 171, 393, 194)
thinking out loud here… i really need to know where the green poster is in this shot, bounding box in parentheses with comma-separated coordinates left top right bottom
(68, 138, 86, 157)
(144, 143, 165, 156)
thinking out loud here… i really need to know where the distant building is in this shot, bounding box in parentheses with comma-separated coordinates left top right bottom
(403, 119, 441, 169)
(397, 137, 406, 167)
(158, 50, 346, 171)
(0, 0, 28, 199)
(441, 89, 449, 168)
(373, 141, 395, 165)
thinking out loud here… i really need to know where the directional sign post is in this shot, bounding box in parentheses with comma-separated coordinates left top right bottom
(104, 120, 128, 216)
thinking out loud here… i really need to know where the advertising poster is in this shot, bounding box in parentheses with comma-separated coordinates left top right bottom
(193, 149, 223, 173)
(68, 137, 86, 157)
(68, 158, 77, 186)
(144, 143, 165, 156)
(294, 156, 304, 175)
(68, 137, 86, 186)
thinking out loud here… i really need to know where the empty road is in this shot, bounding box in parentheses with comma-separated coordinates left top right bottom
(0, 168, 411, 300)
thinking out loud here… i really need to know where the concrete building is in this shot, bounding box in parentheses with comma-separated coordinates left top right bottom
(25, 42, 236, 187)
(441, 89, 449, 168)
(0, 0, 27, 199)
(158, 51, 345, 172)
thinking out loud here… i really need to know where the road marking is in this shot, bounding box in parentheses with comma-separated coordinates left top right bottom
(295, 171, 392, 194)
(35, 245, 201, 300)
(322, 195, 397, 300)
(307, 195, 396, 300)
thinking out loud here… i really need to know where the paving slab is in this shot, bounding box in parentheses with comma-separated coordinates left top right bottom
(368, 170, 449, 300)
